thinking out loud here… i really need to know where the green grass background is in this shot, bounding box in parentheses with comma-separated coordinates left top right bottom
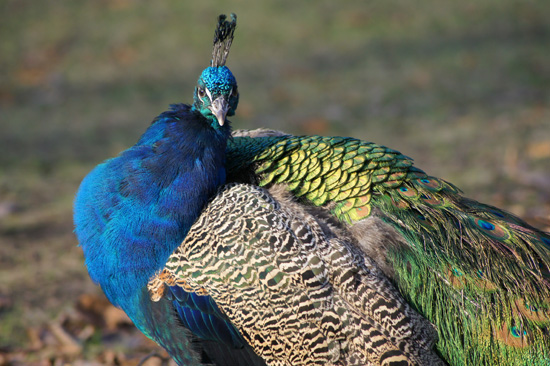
(1, 0, 549, 353)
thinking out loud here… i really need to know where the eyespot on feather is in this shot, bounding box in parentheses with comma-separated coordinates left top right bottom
(494, 323, 530, 348)
(446, 266, 466, 289)
(416, 213, 435, 230)
(515, 299, 550, 324)
(397, 185, 418, 198)
(420, 192, 444, 206)
(470, 217, 511, 241)
(415, 177, 443, 191)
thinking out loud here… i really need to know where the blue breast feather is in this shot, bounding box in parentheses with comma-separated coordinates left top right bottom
(74, 104, 231, 328)
(167, 286, 247, 348)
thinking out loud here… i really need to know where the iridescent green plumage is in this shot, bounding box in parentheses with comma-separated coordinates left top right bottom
(227, 134, 427, 222)
(215, 129, 550, 365)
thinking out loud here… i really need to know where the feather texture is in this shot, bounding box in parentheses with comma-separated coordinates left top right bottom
(74, 13, 550, 366)
(149, 183, 444, 365)
(224, 130, 550, 365)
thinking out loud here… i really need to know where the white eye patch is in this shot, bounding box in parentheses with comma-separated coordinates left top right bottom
(205, 87, 213, 102)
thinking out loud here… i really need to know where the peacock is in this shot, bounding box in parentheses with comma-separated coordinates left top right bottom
(74, 14, 550, 366)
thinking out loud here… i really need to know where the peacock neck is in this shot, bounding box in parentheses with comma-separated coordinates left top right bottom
(77, 104, 230, 314)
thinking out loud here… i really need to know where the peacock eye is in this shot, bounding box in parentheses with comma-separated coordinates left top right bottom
(231, 87, 238, 97)
(198, 88, 206, 98)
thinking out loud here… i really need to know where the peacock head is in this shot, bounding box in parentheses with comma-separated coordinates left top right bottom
(192, 13, 238, 129)
(193, 66, 239, 128)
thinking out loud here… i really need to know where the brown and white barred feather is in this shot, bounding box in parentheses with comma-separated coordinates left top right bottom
(149, 183, 444, 366)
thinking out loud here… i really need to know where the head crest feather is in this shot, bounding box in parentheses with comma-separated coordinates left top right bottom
(211, 13, 237, 67)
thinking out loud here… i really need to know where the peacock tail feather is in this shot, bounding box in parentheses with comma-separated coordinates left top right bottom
(220, 131, 550, 365)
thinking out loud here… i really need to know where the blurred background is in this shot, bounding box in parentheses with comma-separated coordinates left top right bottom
(1, 0, 549, 364)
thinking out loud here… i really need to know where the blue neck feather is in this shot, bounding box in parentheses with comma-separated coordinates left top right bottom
(74, 104, 231, 316)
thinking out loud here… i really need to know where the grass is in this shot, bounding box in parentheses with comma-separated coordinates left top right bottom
(1, 0, 549, 360)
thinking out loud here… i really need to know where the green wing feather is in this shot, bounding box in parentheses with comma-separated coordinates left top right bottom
(227, 133, 550, 366)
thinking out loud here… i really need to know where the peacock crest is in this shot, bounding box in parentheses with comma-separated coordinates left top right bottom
(211, 13, 237, 67)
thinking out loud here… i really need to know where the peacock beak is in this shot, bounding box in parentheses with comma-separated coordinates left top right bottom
(208, 96, 230, 126)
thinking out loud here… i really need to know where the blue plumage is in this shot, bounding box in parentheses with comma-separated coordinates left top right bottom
(74, 103, 232, 305)
(73, 15, 257, 365)
(73, 63, 248, 361)
(165, 283, 246, 348)
(171, 289, 246, 348)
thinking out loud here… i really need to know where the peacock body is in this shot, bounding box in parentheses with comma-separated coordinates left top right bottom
(74, 14, 550, 366)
